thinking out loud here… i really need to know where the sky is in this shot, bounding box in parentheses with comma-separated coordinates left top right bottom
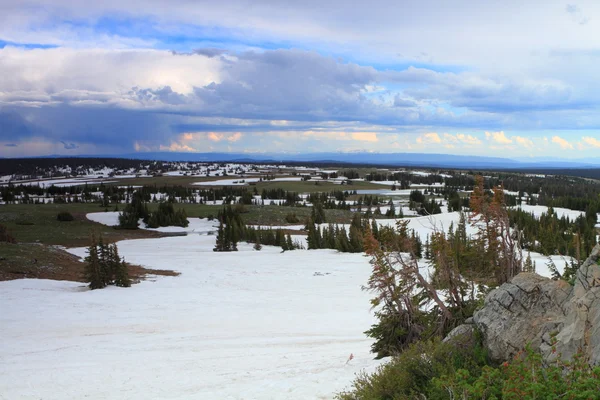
(2, 1, 600, 158)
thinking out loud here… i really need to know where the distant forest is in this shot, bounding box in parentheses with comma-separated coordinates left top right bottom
(4, 157, 600, 180)
(0, 158, 153, 176)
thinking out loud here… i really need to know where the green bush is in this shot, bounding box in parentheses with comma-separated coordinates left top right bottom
(285, 212, 300, 223)
(0, 223, 16, 243)
(434, 344, 600, 399)
(56, 211, 74, 221)
(337, 335, 490, 400)
(338, 335, 600, 400)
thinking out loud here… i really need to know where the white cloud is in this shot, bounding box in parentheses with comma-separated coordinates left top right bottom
(581, 136, 600, 148)
(552, 135, 574, 150)
(486, 131, 512, 145)
(513, 136, 534, 148)
(416, 132, 442, 144)
(455, 133, 482, 145)
(351, 132, 378, 142)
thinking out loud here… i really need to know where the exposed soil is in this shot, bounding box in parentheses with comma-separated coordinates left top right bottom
(0, 242, 179, 284)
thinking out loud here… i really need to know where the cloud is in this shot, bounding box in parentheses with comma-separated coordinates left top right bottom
(159, 142, 196, 152)
(351, 132, 378, 142)
(208, 132, 223, 142)
(4, 3, 600, 157)
(416, 132, 442, 144)
(566, 4, 589, 25)
(443, 133, 458, 143)
(552, 135, 574, 150)
(4, 143, 18, 147)
(230, 132, 243, 142)
(455, 133, 481, 145)
(581, 136, 600, 148)
(60, 140, 78, 149)
(513, 136, 534, 148)
(192, 48, 229, 58)
(486, 131, 512, 145)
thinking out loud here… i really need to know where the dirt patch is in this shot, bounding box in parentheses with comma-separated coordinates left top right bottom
(0, 242, 179, 284)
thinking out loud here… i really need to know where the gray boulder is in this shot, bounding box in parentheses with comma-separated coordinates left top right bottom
(469, 244, 600, 365)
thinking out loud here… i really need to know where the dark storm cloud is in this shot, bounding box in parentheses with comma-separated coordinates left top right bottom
(193, 48, 229, 58)
(0, 111, 34, 140)
(60, 140, 79, 149)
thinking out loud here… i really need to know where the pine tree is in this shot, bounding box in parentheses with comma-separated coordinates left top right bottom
(111, 244, 131, 287)
(523, 252, 535, 273)
(371, 219, 379, 241)
(311, 202, 326, 224)
(214, 221, 227, 251)
(84, 239, 105, 289)
(546, 256, 560, 280)
(349, 225, 363, 253)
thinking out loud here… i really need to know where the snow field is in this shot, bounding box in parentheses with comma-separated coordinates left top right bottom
(0, 234, 384, 400)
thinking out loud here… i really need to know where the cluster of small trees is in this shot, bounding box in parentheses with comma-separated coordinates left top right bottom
(118, 192, 188, 229)
(305, 213, 420, 254)
(363, 176, 523, 358)
(243, 226, 303, 251)
(84, 235, 130, 289)
(509, 206, 597, 261)
(213, 205, 303, 251)
(306, 191, 352, 210)
(408, 190, 443, 215)
(146, 202, 188, 228)
(213, 206, 244, 252)
(118, 192, 149, 229)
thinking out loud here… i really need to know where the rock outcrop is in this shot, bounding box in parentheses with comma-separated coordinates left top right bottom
(449, 244, 600, 365)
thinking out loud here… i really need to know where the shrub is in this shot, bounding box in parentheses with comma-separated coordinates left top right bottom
(57, 211, 74, 221)
(336, 336, 490, 400)
(434, 343, 600, 399)
(285, 212, 300, 223)
(339, 334, 600, 400)
(0, 223, 16, 243)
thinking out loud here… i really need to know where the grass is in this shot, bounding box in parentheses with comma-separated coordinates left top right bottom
(0, 201, 361, 283)
(0, 203, 178, 283)
(136, 203, 359, 225)
(0, 203, 164, 247)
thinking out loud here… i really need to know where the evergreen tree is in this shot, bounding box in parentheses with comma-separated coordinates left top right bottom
(111, 244, 131, 287)
(84, 237, 105, 289)
(84, 235, 129, 289)
(285, 234, 295, 251)
(214, 221, 228, 251)
(311, 202, 327, 224)
(523, 252, 535, 273)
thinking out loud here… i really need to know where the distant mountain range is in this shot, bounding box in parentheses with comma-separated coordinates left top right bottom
(9, 152, 600, 170)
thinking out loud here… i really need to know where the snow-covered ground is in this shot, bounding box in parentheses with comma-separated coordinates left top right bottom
(2, 201, 581, 399)
(0, 235, 383, 400)
(0, 177, 118, 188)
